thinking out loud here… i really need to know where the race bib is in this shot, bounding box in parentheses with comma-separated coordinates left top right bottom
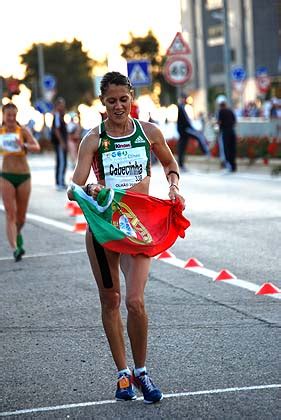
(102, 146, 148, 189)
(0, 133, 21, 155)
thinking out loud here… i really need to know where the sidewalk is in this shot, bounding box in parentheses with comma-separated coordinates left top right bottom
(26, 151, 281, 178)
(180, 155, 281, 176)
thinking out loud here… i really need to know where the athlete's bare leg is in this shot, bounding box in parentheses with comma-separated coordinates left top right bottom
(86, 230, 127, 371)
(2, 179, 17, 249)
(121, 254, 151, 368)
(16, 179, 31, 233)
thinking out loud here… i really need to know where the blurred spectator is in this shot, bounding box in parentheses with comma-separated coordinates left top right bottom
(67, 113, 82, 169)
(176, 93, 210, 172)
(51, 97, 68, 190)
(217, 101, 237, 173)
(270, 98, 281, 119)
(243, 101, 261, 117)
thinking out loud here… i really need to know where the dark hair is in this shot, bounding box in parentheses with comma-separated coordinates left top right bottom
(2, 102, 18, 113)
(100, 72, 133, 95)
(2, 102, 20, 126)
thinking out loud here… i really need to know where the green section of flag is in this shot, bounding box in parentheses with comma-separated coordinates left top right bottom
(71, 184, 126, 244)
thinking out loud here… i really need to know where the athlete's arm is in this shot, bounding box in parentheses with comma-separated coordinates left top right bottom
(22, 126, 41, 153)
(67, 129, 100, 200)
(141, 121, 185, 207)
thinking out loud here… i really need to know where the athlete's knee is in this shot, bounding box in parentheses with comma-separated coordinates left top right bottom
(6, 210, 17, 224)
(17, 219, 25, 231)
(125, 296, 145, 317)
(100, 290, 121, 312)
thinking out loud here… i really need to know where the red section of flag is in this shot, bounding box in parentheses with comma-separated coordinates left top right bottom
(102, 191, 190, 257)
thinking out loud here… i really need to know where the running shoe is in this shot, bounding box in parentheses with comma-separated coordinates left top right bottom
(115, 373, 137, 401)
(13, 247, 24, 262)
(132, 371, 163, 404)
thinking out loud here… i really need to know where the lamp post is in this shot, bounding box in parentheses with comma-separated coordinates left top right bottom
(222, 0, 232, 106)
(37, 44, 45, 99)
(212, 1, 233, 107)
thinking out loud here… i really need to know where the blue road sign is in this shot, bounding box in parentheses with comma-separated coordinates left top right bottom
(35, 99, 53, 114)
(231, 66, 246, 81)
(43, 74, 56, 90)
(256, 66, 268, 77)
(127, 60, 151, 87)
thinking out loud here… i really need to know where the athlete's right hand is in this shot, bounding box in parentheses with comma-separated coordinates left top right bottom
(85, 183, 105, 199)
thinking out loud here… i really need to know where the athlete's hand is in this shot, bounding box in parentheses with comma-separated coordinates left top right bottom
(85, 183, 105, 199)
(168, 185, 185, 210)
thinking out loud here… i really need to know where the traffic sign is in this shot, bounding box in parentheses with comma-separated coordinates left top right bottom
(35, 99, 53, 114)
(231, 66, 246, 82)
(163, 56, 192, 86)
(43, 74, 56, 90)
(127, 60, 151, 87)
(166, 32, 191, 56)
(256, 75, 271, 93)
(256, 66, 268, 77)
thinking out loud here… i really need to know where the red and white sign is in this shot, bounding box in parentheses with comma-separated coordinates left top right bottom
(256, 75, 271, 94)
(163, 56, 193, 86)
(166, 32, 191, 56)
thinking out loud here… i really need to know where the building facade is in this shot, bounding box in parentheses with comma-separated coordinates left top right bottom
(180, 0, 281, 113)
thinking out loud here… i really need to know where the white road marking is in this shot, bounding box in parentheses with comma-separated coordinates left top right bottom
(0, 249, 86, 261)
(1, 206, 280, 299)
(160, 256, 281, 300)
(0, 383, 280, 417)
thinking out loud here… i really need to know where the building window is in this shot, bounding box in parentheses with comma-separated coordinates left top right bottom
(206, 0, 223, 10)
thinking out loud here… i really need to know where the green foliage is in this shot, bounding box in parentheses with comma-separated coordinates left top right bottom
(20, 39, 95, 109)
(120, 30, 176, 105)
(120, 30, 160, 64)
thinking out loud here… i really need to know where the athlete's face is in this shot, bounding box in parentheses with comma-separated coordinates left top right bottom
(100, 84, 133, 123)
(3, 108, 17, 129)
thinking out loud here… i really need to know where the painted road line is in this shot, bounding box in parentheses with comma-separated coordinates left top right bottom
(161, 257, 281, 301)
(0, 383, 280, 417)
(0, 249, 86, 262)
(1, 206, 280, 300)
(0, 205, 77, 233)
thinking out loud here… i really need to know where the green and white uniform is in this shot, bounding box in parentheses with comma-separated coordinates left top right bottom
(92, 118, 151, 190)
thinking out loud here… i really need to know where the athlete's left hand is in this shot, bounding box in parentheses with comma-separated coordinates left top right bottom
(169, 186, 185, 210)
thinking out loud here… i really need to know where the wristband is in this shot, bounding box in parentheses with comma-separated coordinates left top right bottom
(169, 183, 179, 190)
(166, 170, 180, 180)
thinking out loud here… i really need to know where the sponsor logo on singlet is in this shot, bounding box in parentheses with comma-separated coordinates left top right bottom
(115, 141, 131, 150)
(135, 135, 145, 144)
(110, 151, 128, 159)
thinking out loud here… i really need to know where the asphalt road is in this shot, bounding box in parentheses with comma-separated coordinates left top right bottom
(0, 153, 280, 419)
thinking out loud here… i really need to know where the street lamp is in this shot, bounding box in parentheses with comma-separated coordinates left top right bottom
(212, 0, 233, 107)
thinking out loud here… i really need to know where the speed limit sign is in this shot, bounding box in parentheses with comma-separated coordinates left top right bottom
(163, 56, 193, 86)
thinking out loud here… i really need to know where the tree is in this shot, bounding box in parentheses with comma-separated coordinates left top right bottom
(120, 31, 176, 105)
(20, 39, 95, 109)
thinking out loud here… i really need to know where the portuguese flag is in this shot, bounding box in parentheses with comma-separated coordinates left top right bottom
(70, 182, 190, 257)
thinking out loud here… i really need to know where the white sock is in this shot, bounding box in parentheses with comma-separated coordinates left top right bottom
(134, 366, 147, 377)
(118, 367, 131, 377)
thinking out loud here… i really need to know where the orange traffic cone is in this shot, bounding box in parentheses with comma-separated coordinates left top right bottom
(255, 282, 281, 295)
(65, 201, 75, 212)
(184, 258, 204, 268)
(214, 269, 236, 281)
(73, 214, 87, 232)
(155, 250, 175, 259)
(69, 203, 83, 217)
